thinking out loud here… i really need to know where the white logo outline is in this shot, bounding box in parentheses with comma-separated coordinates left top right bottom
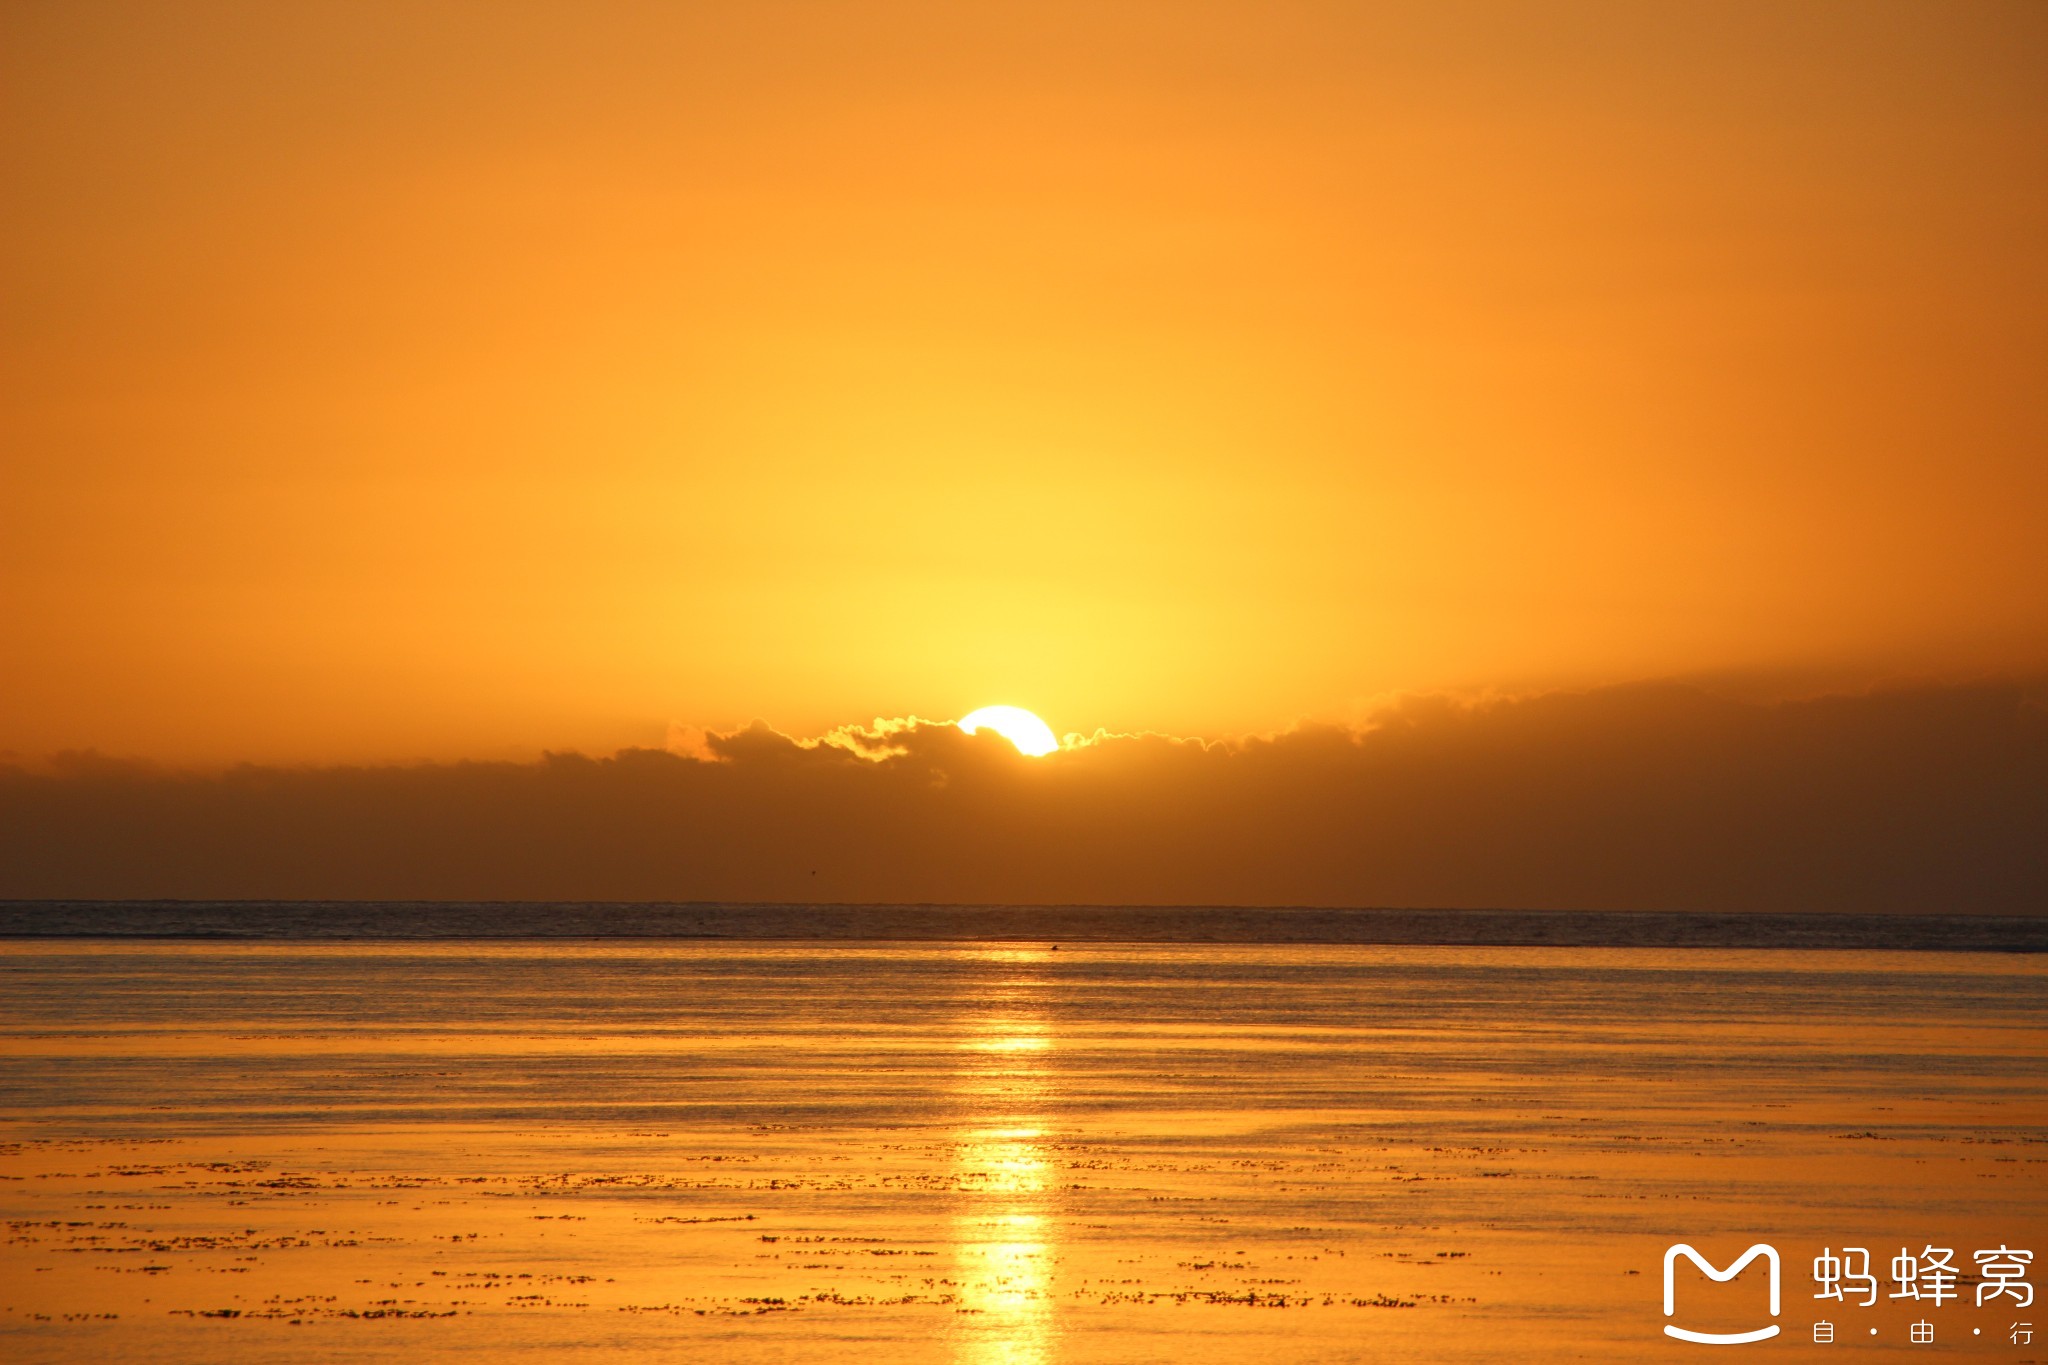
(1663, 1242, 1782, 1344)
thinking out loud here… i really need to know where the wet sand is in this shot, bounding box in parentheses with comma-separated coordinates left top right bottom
(2, 942, 2043, 1361)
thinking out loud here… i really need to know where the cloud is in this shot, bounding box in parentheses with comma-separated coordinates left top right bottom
(2, 681, 2043, 912)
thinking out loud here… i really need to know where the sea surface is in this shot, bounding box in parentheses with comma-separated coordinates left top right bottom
(2, 928, 2044, 1361)
(5, 901, 2046, 950)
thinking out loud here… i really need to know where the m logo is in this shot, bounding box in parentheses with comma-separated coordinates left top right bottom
(1663, 1242, 1782, 1344)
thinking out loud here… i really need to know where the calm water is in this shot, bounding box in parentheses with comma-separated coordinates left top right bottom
(2, 941, 2043, 1361)
(7, 901, 2046, 950)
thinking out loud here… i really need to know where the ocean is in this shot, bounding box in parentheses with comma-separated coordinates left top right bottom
(5, 900, 2045, 950)
(2, 909, 2043, 1361)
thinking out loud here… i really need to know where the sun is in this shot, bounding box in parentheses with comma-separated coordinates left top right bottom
(958, 705, 1060, 757)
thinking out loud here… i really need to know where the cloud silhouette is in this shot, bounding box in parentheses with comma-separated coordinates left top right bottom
(2, 681, 2043, 912)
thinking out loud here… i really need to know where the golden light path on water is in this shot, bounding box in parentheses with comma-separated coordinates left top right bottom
(952, 948, 1058, 1365)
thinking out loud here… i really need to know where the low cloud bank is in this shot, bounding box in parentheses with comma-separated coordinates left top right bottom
(4, 682, 2043, 912)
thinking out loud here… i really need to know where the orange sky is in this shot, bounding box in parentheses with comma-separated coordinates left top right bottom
(4, 1, 2046, 764)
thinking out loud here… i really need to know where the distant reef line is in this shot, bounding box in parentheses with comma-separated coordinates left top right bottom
(2, 902, 2042, 952)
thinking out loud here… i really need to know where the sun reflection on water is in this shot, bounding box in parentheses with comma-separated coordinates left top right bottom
(951, 951, 1058, 1365)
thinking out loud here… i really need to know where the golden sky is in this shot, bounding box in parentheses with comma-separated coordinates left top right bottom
(4, 1, 2046, 764)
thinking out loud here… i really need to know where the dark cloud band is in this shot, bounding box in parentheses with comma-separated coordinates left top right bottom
(3, 682, 2042, 913)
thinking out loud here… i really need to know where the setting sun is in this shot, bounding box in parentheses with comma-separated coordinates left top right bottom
(958, 706, 1060, 757)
